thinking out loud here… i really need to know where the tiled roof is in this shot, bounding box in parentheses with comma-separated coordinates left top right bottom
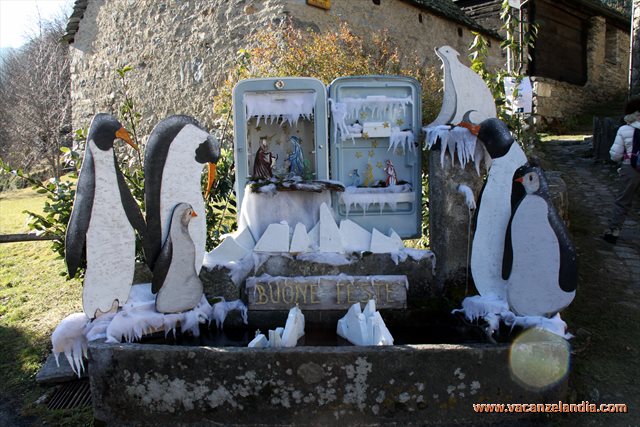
(403, 0, 496, 36)
(61, 0, 88, 43)
(62, 0, 497, 45)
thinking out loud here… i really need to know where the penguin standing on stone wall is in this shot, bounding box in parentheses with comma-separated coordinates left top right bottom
(503, 166, 577, 317)
(65, 114, 148, 318)
(144, 115, 220, 274)
(153, 203, 204, 313)
(470, 118, 528, 299)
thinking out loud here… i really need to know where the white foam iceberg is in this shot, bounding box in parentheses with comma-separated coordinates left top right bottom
(336, 300, 393, 346)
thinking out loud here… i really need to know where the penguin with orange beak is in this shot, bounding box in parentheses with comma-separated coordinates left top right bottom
(144, 115, 220, 274)
(65, 113, 147, 318)
(503, 165, 577, 317)
(153, 203, 204, 313)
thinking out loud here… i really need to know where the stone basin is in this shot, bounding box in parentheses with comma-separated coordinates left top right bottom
(89, 339, 567, 426)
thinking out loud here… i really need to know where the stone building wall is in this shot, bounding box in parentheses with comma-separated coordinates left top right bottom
(69, 0, 502, 135)
(533, 16, 630, 126)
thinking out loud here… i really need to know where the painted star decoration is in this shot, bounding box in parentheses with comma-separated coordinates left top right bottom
(355, 151, 363, 159)
(376, 161, 383, 168)
(368, 150, 375, 158)
(371, 140, 379, 148)
(396, 119, 404, 126)
(382, 122, 390, 128)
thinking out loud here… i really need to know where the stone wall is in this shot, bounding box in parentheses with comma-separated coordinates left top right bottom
(69, 0, 502, 135)
(533, 16, 630, 127)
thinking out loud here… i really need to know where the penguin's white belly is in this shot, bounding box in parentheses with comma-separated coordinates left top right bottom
(471, 151, 525, 298)
(159, 130, 207, 273)
(155, 231, 203, 313)
(83, 145, 135, 318)
(507, 196, 575, 316)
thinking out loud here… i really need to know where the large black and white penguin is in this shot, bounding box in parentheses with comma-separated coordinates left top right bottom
(503, 166, 577, 317)
(470, 118, 528, 299)
(144, 115, 220, 274)
(153, 203, 203, 313)
(65, 114, 147, 318)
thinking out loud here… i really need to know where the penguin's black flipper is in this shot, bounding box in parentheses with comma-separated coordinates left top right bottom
(113, 153, 153, 264)
(548, 203, 578, 292)
(502, 211, 516, 280)
(65, 149, 95, 278)
(152, 234, 173, 294)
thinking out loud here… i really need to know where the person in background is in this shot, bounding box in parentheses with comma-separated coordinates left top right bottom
(603, 98, 640, 244)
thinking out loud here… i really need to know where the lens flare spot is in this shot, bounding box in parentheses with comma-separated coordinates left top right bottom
(509, 328, 570, 391)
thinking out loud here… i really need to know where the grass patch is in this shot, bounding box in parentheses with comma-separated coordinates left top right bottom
(0, 187, 47, 234)
(0, 187, 90, 425)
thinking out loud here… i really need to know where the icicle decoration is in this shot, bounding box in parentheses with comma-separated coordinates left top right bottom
(340, 96, 413, 121)
(340, 184, 413, 216)
(452, 294, 573, 339)
(457, 184, 476, 211)
(389, 127, 415, 153)
(329, 99, 354, 143)
(424, 125, 491, 174)
(244, 92, 316, 127)
(212, 298, 248, 329)
(50, 284, 249, 376)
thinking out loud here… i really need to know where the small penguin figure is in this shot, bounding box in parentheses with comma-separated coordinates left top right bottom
(145, 115, 220, 273)
(65, 114, 147, 318)
(153, 203, 204, 313)
(503, 166, 577, 317)
(428, 45, 497, 127)
(471, 118, 528, 299)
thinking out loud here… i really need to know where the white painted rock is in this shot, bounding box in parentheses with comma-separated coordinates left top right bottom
(290, 223, 311, 254)
(280, 306, 305, 347)
(205, 235, 251, 265)
(339, 219, 372, 253)
(233, 227, 256, 252)
(254, 223, 290, 252)
(319, 203, 343, 253)
(370, 228, 403, 253)
(336, 300, 393, 346)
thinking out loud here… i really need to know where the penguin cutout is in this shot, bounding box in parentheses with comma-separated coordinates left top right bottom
(153, 203, 204, 313)
(65, 114, 147, 319)
(503, 166, 577, 317)
(428, 45, 497, 127)
(144, 115, 220, 273)
(470, 118, 528, 299)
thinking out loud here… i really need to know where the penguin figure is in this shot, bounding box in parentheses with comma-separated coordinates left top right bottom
(144, 115, 220, 273)
(65, 114, 147, 318)
(428, 45, 497, 127)
(503, 167, 577, 317)
(153, 203, 203, 313)
(470, 118, 528, 299)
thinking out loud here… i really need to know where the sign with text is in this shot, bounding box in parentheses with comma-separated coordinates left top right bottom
(307, 0, 331, 10)
(246, 275, 408, 310)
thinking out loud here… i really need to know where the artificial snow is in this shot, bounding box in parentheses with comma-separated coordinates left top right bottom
(244, 91, 316, 127)
(295, 251, 353, 266)
(340, 184, 413, 216)
(336, 300, 394, 346)
(452, 294, 572, 339)
(50, 284, 248, 376)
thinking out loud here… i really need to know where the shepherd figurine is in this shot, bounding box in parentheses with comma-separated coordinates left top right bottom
(384, 159, 397, 187)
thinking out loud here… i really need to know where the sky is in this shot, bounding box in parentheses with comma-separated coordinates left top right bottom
(0, 0, 73, 49)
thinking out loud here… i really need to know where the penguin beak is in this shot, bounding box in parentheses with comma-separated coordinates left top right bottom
(204, 162, 217, 199)
(191, 210, 198, 218)
(514, 177, 524, 183)
(115, 127, 139, 151)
